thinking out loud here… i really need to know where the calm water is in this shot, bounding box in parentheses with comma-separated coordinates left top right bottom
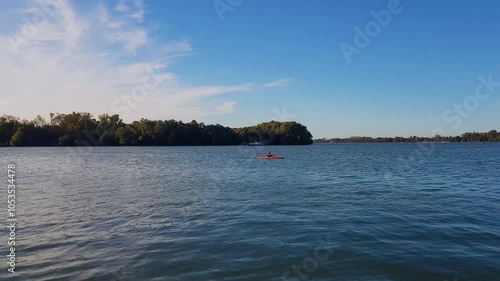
(1, 143, 499, 281)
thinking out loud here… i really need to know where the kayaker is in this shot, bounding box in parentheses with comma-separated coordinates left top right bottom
(267, 151, 273, 157)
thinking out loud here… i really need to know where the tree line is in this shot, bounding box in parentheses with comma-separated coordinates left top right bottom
(0, 112, 313, 147)
(315, 131, 500, 143)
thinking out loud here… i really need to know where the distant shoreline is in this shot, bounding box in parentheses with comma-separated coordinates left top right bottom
(314, 131, 499, 144)
(313, 141, 497, 144)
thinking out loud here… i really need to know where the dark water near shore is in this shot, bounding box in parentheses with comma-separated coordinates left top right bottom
(1, 143, 499, 281)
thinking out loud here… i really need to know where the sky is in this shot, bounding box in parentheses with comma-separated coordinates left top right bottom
(1, 0, 499, 138)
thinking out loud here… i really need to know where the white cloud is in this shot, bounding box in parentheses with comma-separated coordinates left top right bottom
(113, 0, 145, 21)
(107, 21, 126, 28)
(213, 101, 238, 115)
(176, 84, 254, 102)
(261, 77, 294, 88)
(130, 0, 145, 22)
(163, 40, 192, 53)
(0, 0, 274, 123)
(115, 0, 129, 12)
(97, 2, 109, 23)
(109, 29, 148, 54)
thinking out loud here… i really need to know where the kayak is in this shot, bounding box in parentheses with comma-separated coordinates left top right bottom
(257, 156, 284, 159)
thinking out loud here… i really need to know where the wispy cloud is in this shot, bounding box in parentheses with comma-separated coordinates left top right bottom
(129, 0, 145, 22)
(108, 29, 148, 54)
(114, 0, 144, 22)
(0, 0, 291, 122)
(261, 77, 294, 88)
(177, 84, 254, 101)
(115, 0, 129, 12)
(213, 101, 238, 114)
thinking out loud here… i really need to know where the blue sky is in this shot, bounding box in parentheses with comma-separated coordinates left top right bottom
(1, 0, 499, 138)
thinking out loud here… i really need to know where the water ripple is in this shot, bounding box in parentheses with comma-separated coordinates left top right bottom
(0, 144, 499, 280)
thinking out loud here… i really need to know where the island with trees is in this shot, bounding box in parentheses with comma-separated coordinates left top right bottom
(0, 112, 313, 147)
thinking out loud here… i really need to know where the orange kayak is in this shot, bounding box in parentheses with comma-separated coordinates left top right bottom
(257, 156, 284, 159)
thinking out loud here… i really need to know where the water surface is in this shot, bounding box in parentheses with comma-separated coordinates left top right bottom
(1, 143, 499, 280)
